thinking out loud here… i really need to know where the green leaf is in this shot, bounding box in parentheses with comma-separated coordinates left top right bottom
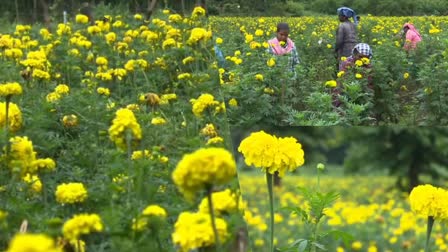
(311, 242, 327, 251)
(297, 239, 308, 252)
(322, 230, 354, 247)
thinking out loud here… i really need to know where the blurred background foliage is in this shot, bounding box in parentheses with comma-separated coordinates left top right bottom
(0, 0, 447, 26)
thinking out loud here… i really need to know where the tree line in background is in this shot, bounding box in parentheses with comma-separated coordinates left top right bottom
(0, 0, 447, 25)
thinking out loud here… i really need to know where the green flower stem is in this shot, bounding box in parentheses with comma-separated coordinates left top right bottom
(4, 95, 11, 156)
(317, 169, 321, 192)
(266, 171, 275, 252)
(425, 216, 435, 252)
(206, 185, 222, 252)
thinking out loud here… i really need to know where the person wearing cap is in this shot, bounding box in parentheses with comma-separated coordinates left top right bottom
(332, 43, 374, 108)
(335, 7, 359, 70)
(402, 23, 422, 51)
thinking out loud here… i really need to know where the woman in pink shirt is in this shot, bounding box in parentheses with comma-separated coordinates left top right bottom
(402, 23, 422, 51)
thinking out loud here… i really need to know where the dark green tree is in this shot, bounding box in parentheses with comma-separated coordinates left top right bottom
(343, 127, 448, 192)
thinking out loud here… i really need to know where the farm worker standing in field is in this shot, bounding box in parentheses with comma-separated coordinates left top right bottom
(335, 7, 359, 70)
(267, 22, 300, 79)
(402, 23, 422, 51)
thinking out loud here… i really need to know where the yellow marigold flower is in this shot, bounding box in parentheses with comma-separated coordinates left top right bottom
(56, 23, 71, 36)
(75, 14, 89, 24)
(32, 69, 51, 80)
(162, 9, 170, 14)
(362, 57, 370, 65)
(55, 182, 88, 204)
(172, 148, 237, 199)
(142, 205, 167, 218)
(151, 117, 167, 125)
(187, 28, 212, 45)
(68, 48, 79, 56)
(95, 56, 108, 66)
(31, 158, 56, 172)
(4, 48, 23, 59)
(337, 71, 345, 78)
(325, 80, 337, 88)
(177, 73, 191, 80)
(22, 173, 42, 193)
(5, 233, 62, 252)
(264, 87, 274, 94)
(206, 137, 224, 145)
(192, 6, 206, 18)
(245, 34, 254, 43)
(8, 136, 37, 174)
(0, 82, 22, 97)
(159, 156, 169, 163)
(55, 84, 69, 95)
(355, 60, 363, 67)
(182, 56, 194, 65)
(215, 37, 223, 44)
(0, 102, 22, 132)
(403, 72, 410, 79)
(95, 72, 113, 81)
(267, 58, 276, 67)
(198, 189, 238, 215)
(97, 87, 110, 96)
(134, 13, 142, 20)
(255, 29, 264, 36)
(46, 92, 61, 103)
(238, 131, 305, 177)
(168, 14, 182, 23)
(326, 44, 332, 49)
(409, 184, 448, 219)
(255, 74, 264, 81)
(228, 98, 238, 107)
(189, 93, 220, 117)
(200, 124, 217, 137)
(62, 213, 103, 240)
(352, 241, 363, 250)
(108, 108, 142, 150)
(341, 56, 347, 61)
(142, 93, 160, 106)
(105, 32, 116, 44)
(159, 94, 177, 104)
(172, 211, 228, 251)
(131, 150, 152, 160)
(162, 38, 177, 49)
(355, 73, 363, 79)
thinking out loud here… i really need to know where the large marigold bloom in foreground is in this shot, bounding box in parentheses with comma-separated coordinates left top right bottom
(62, 213, 103, 241)
(172, 211, 228, 252)
(238, 131, 305, 177)
(6, 233, 62, 252)
(0, 102, 22, 132)
(172, 148, 236, 199)
(108, 108, 142, 150)
(409, 184, 448, 220)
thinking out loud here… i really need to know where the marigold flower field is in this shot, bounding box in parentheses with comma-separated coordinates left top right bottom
(0, 7, 247, 252)
(211, 16, 448, 126)
(238, 172, 448, 252)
